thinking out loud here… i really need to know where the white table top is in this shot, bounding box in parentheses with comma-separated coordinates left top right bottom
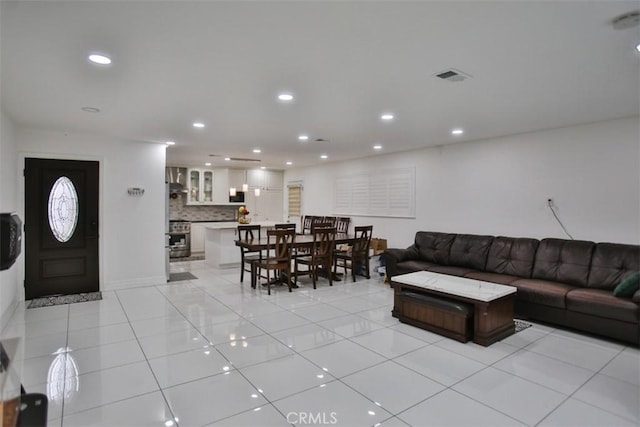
(392, 271, 516, 302)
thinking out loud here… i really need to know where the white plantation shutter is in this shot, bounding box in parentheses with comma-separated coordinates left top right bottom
(333, 167, 415, 218)
(287, 183, 302, 217)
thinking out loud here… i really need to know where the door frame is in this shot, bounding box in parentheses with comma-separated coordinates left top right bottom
(18, 152, 104, 301)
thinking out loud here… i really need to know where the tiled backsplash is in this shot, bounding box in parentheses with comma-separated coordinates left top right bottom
(169, 194, 237, 221)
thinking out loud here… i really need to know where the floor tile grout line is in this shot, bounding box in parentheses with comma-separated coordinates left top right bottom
(111, 289, 181, 427)
(518, 338, 624, 373)
(77, 264, 624, 427)
(543, 345, 640, 426)
(58, 303, 70, 425)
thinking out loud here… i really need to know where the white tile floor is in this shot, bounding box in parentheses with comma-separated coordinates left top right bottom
(2, 260, 638, 427)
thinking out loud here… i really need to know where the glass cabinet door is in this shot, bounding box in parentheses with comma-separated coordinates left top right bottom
(203, 170, 213, 202)
(189, 169, 200, 203)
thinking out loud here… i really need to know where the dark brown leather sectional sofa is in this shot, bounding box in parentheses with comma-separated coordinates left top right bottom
(385, 232, 640, 345)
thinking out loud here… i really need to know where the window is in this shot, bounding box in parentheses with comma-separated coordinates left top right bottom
(48, 176, 79, 242)
(287, 183, 302, 217)
(333, 167, 415, 218)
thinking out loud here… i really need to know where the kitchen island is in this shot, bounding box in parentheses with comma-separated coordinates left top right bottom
(204, 221, 281, 268)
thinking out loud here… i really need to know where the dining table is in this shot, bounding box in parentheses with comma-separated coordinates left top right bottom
(235, 232, 356, 288)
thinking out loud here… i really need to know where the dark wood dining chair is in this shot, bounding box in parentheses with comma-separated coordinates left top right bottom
(238, 224, 262, 287)
(302, 215, 318, 234)
(335, 217, 350, 234)
(334, 225, 373, 282)
(275, 223, 296, 231)
(322, 216, 337, 226)
(311, 221, 334, 232)
(255, 228, 296, 295)
(294, 226, 336, 289)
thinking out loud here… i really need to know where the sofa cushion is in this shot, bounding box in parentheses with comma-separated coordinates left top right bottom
(532, 239, 595, 287)
(394, 260, 437, 276)
(448, 234, 494, 270)
(414, 232, 457, 265)
(566, 288, 638, 323)
(464, 271, 521, 285)
(485, 237, 539, 278)
(427, 265, 475, 277)
(511, 279, 575, 308)
(613, 272, 640, 297)
(588, 243, 640, 290)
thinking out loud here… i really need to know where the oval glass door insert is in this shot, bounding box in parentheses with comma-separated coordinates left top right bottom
(48, 176, 79, 242)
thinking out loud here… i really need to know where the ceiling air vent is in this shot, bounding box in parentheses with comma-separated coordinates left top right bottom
(434, 68, 472, 82)
(208, 154, 261, 163)
(314, 138, 329, 143)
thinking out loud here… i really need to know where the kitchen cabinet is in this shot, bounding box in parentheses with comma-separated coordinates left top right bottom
(213, 169, 247, 204)
(186, 168, 214, 205)
(245, 189, 283, 222)
(205, 226, 241, 268)
(229, 169, 247, 190)
(247, 169, 283, 190)
(190, 222, 209, 254)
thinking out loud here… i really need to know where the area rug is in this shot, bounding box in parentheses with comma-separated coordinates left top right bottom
(514, 319, 533, 333)
(169, 272, 198, 282)
(27, 292, 102, 309)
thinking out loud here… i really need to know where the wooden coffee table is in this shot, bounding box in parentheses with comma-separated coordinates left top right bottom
(391, 271, 517, 346)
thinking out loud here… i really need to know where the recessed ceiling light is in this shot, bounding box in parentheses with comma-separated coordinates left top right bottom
(205, 162, 212, 166)
(451, 128, 464, 135)
(81, 107, 100, 113)
(278, 93, 294, 101)
(165, 141, 175, 146)
(253, 149, 261, 153)
(380, 113, 394, 121)
(286, 161, 293, 165)
(373, 144, 382, 150)
(636, 42, 640, 52)
(320, 154, 328, 159)
(298, 135, 309, 141)
(88, 54, 111, 65)
(193, 122, 205, 128)
(224, 157, 231, 161)
(260, 166, 266, 170)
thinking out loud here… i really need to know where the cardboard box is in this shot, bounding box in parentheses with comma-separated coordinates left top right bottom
(370, 238, 387, 255)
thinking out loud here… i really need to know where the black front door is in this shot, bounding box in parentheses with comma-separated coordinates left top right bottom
(24, 158, 99, 299)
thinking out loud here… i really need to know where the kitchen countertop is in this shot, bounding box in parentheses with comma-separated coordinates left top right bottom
(204, 221, 281, 229)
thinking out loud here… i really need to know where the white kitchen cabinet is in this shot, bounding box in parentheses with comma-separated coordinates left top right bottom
(205, 226, 241, 268)
(186, 168, 214, 205)
(229, 169, 247, 190)
(246, 169, 283, 190)
(246, 169, 265, 189)
(265, 170, 283, 190)
(190, 222, 210, 254)
(245, 189, 283, 222)
(213, 169, 248, 204)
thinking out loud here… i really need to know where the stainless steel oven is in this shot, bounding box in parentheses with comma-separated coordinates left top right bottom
(169, 220, 191, 258)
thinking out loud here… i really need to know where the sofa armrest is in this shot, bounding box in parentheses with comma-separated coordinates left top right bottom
(385, 245, 419, 263)
(633, 289, 640, 303)
(384, 245, 420, 278)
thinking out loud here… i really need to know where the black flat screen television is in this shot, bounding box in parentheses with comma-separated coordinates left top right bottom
(0, 213, 22, 270)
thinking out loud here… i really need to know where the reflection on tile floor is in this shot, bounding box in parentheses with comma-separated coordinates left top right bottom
(2, 260, 638, 426)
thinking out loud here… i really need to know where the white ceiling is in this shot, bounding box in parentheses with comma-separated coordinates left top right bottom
(2, 1, 639, 170)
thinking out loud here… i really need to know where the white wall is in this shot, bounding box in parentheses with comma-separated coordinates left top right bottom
(0, 112, 19, 330)
(285, 117, 640, 247)
(16, 127, 167, 291)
